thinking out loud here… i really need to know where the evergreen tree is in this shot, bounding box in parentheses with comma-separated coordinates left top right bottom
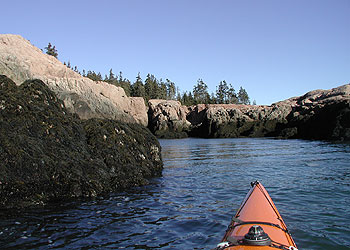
(144, 74, 159, 100)
(117, 71, 131, 96)
(158, 79, 167, 99)
(182, 92, 188, 105)
(187, 91, 195, 105)
(165, 79, 176, 100)
(216, 80, 229, 104)
(97, 72, 102, 81)
(210, 92, 216, 104)
(215, 80, 238, 104)
(181, 91, 196, 106)
(176, 87, 182, 102)
(109, 68, 115, 81)
(118, 71, 123, 82)
(193, 79, 209, 104)
(237, 86, 250, 105)
(227, 84, 238, 104)
(86, 71, 102, 81)
(120, 79, 131, 97)
(131, 73, 145, 97)
(45, 43, 58, 58)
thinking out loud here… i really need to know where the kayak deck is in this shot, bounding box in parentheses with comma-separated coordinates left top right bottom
(216, 181, 297, 250)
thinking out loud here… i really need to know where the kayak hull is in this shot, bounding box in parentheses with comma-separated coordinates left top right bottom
(218, 181, 297, 250)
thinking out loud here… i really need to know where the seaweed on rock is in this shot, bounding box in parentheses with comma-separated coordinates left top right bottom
(0, 75, 163, 209)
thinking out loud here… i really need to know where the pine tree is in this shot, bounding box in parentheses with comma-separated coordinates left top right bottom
(165, 79, 176, 100)
(193, 79, 209, 104)
(144, 74, 159, 100)
(227, 84, 238, 104)
(158, 79, 167, 99)
(86, 71, 102, 81)
(97, 72, 102, 81)
(45, 43, 58, 58)
(181, 91, 196, 106)
(238, 86, 250, 105)
(117, 71, 131, 96)
(187, 91, 195, 105)
(216, 80, 229, 104)
(120, 79, 131, 97)
(210, 92, 216, 104)
(109, 68, 115, 81)
(131, 73, 145, 97)
(176, 87, 182, 102)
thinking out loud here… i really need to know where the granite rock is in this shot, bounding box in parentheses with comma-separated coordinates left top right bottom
(0, 34, 148, 126)
(148, 84, 350, 140)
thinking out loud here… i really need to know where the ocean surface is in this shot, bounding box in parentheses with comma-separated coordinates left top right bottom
(0, 138, 349, 250)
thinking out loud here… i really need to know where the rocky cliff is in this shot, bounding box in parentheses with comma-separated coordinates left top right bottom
(0, 75, 162, 209)
(0, 34, 148, 126)
(148, 99, 190, 138)
(273, 85, 350, 140)
(148, 84, 350, 141)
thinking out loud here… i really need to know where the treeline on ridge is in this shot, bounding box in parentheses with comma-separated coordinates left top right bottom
(82, 69, 252, 106)
(47, 43, 252, 105)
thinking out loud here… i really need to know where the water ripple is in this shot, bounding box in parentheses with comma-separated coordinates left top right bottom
(0, 138, 350, 249)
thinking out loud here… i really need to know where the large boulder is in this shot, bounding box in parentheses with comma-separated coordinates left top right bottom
(148, 99, 190, 138)
(0, 75, 162, 209)
(0, 34, 148, 126)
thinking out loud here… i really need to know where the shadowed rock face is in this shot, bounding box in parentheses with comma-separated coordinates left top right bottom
(0, 75, 162, 209)
(0, 34, 148, 126)
(148, 84, 350, 141)
(187, 103, 292, 138)
(272, 86, 350, 140)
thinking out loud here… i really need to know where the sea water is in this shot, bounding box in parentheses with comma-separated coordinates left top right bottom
(0, 138, 349, 249)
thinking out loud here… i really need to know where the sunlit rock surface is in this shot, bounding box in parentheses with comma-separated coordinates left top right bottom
(0, 34, 148, 126)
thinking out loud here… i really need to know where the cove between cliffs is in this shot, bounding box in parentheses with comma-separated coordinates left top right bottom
(1, 72, 350, 210)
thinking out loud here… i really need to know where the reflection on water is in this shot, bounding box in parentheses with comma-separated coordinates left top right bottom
(0, 138, 349, 249)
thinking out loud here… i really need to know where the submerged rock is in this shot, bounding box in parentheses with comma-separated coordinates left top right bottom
(0, 75, 162, 209)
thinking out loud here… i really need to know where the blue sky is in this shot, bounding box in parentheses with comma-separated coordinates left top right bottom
(1, 0, 349, 105)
